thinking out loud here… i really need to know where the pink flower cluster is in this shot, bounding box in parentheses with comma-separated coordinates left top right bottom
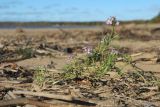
(110, 48, 119, 55)
(67, 54, 75, 62)
(106, 16, 119, 26)
(83, 46, 93, 55)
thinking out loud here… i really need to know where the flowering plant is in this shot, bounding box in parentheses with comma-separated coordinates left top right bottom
(63, 17, 130, 79)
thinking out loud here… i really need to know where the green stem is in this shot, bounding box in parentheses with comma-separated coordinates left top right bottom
(111, 26, 115, 37)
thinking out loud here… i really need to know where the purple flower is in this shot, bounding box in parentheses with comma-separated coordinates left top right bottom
(106, 18, 112, 25)
(105, 16, 119, 26)
(67, 54, 75, 62)
(111, 48, 119, 55)
(83, 46, 93, 55)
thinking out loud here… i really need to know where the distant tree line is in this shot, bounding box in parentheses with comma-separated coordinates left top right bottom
(150, 12, 160, 23)
(0, 12, 159, 27)
(0, 22, 104, 27)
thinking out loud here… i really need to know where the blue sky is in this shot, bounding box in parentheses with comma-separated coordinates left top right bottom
(0, 0, 160, 22)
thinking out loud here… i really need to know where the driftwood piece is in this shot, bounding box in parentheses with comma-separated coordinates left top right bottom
(0, 98, 61, 107)
(12, 91, 97, 106)
(0, 80, 20, 84)
(132, 58, 157, 62)
(131, 52, 143, 57)
(12, 90, 73, 101)
(7, 91, 17, 99)
(0, 56, 29, 63)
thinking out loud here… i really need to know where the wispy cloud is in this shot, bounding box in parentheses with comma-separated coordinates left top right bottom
(0, 0, 22, 10)
(148, 5, 160, 12)
(43, 3, 61, 10)
(2, 12, 44, 16)
(0, 5, 10, 9)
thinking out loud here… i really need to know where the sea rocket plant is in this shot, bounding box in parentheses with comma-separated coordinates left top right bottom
(63, 16, 129, 79)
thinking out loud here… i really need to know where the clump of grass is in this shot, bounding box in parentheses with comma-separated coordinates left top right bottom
(16, 47, 35, 58)
(62, 17, 132, 80)
(33, 66, 48, 87)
